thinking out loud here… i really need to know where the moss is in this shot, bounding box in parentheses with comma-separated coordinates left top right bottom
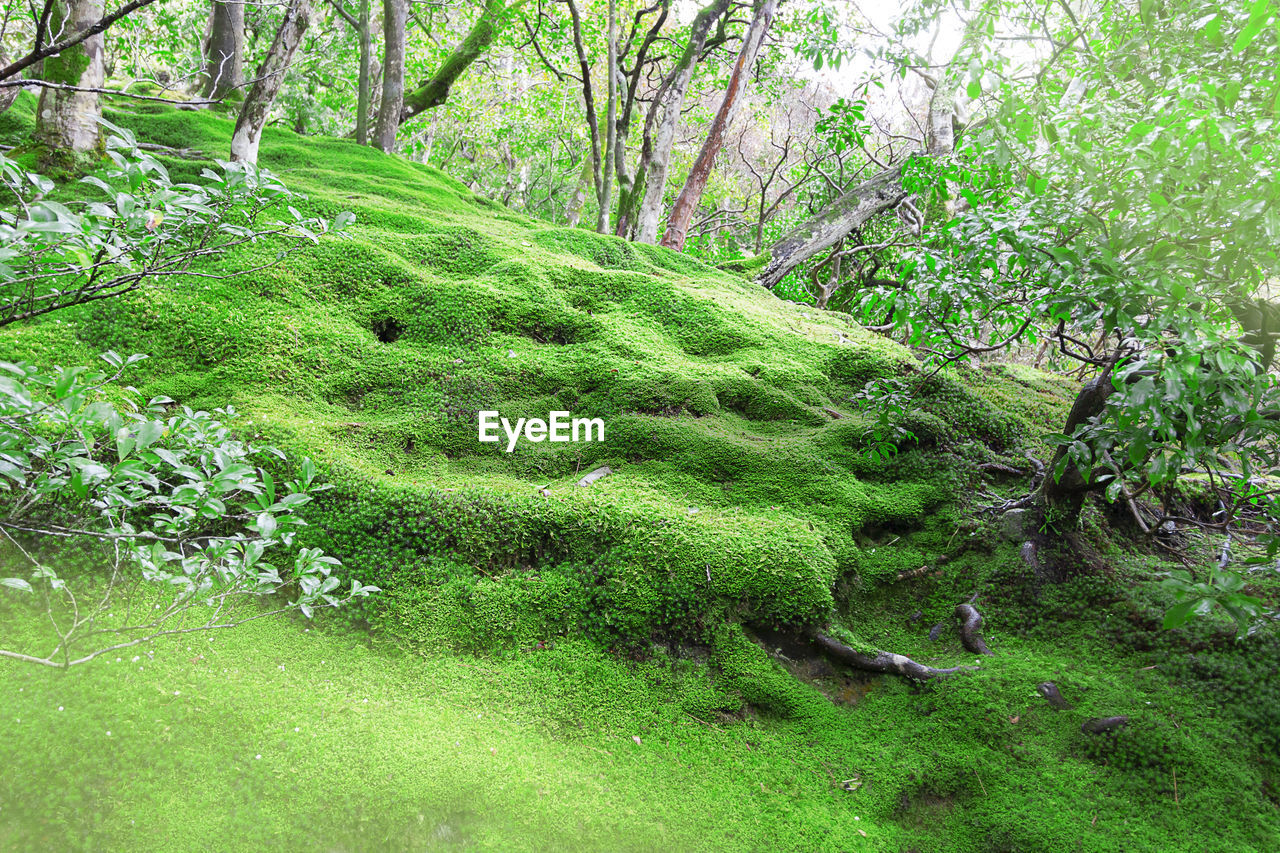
(8, 103, 1277, 850)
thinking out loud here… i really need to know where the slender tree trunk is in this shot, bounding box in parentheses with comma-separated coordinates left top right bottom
(564, 0, 604, 234)
(373, 0, 407, 152)
(660, 0, 777, 252)
(399, 0, 515, 122)
(356, 0, 372, 144)
(0, 48, 16, 115)
(230, 0, 311, 164)
(201, 0, 244, 99)
(34, 0, 105, 159)
(565, 156, 593, 227)
(631, 0, 729, 243)
(609, 1, 670, 237)
(596, 0, 617, 233)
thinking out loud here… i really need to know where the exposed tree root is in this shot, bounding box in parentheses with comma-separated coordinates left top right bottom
(1082, 716, 1129, 734)
(1036, 681, 1072, 710)
(953, 604, 993, 656)
(810, 631, 976, 682)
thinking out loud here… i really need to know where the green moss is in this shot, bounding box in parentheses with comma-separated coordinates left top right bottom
(6, 103, 1276, 851)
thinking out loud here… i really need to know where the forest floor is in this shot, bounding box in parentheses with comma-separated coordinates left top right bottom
(0, 95, 1277, 851)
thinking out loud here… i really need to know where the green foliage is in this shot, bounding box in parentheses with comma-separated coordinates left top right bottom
(0, 355, 375, 666)
(1, 120, 348, 327)
(0, 91, 1277, 853)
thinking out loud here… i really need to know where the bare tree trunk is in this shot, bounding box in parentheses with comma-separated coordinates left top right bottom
(610, 1, 671, 237)
(753, 0, 997, 288)
(595, 0, 617, 233)
(1040, 371, 1116, 524)
(373, 0, 406, 152)
(356, 0, 372, 143)
(660, 0, 777, 252)
(631, 0, 728, 244)
(564, 156, 593, 226)
(565, 0, 604, 233)
(399, 0, 514, 122)
(201, 0, 244, 99)
(34, 0, 105, 159)
(325, 0, 373, 143)
(230, 0, 311, 164)
(756, 166, 908, 290)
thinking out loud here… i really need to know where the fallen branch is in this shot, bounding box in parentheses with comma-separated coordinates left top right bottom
(1081, 715, 1129, 735)
(954, 604, 993, 656)
(894, 564, 937, 583)
(810, 631, 976, 681)
(1036, 681, 1072, 710)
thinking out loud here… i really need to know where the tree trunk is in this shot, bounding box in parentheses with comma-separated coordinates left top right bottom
(660, 0, 778, 252)
(230, 0, 311, 164)
(0, 47, 15, 115)
(373, 0, 407, 152)
(756, 165, 908, 290)
(564, 156, 593, 227)
(1040, 371, 1116, 525)
(752, 0, 996, 289)
(627, 0, 728, 243)
(399, 0, 513, 123)
(201, 0, 244, 99)
(610, 1, 670, 237)
(596, 0, 617, 233)
(34, 0, 106, 158)
(561, 0, 607, 234)
(356, 0, 372, 144)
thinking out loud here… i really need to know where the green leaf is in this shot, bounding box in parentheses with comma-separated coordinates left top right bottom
(1234, 0, 1274, 53)
(1162, 598, 1202, 630)
(1, 577, 33, 592)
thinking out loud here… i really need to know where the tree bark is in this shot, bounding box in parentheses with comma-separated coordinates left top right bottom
(564, 0, 604, 233)
(34, 0, 106, 157)
(596, 0, 617, 233)
(399, 0, 514, 123)
(629, 0, 728, 243)
(610, 1, 671, 237)
(356, 0, 372, 144)
(756, 165, 908, 290)
(324, 0, 373, 143)
(564, 155, 593, 227)
(230, 0, 310, 164)
(373, 0, 407, 152)
(811, 631, 975, 681)
(954, 604, 994, 656)
(201, 0, 244, 99)
(1040, 371, 1116, 523)
(659, 0, 778, 252)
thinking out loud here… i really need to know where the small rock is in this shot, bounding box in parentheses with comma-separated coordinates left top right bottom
(576, 466, 612, 487)
(1000, 508, 1031, 540)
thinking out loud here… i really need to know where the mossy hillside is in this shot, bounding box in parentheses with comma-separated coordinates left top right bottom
(3, 572, 1278, 853)
(0, 97, 1051, 647)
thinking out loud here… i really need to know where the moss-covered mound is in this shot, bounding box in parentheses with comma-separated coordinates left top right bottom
(6, 98, 1280, 851)
(0, 95, 1065, 650)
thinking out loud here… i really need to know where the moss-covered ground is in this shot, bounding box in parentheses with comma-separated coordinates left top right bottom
(1, 95, 1277, 850)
